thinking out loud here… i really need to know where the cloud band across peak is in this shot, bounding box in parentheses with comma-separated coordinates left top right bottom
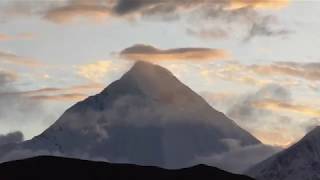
(120, 44, 230, 62)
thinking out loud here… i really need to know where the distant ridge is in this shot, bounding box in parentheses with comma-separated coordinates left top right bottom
(0, 156, 255, 180)
(247, 126, 320, 180)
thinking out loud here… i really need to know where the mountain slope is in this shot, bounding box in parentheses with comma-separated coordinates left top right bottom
(0, 156, 255, 180)
(247, 126, 320, 180)
(0, 61, 260, 169)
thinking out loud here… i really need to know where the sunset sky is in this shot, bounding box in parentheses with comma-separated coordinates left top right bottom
(0, 0, 319, 147)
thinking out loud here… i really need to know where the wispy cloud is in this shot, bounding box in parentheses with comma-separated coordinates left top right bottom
(244, 16, 291, 41)
(224, 84, 316, 146)
(200, 61, 274, 87)
(198, 60, 320, 146)
(229, 0, 289, 10)
(0, 0, 291, 40)
(1, 0, 291, 22)
(76, 60, 113, 82)
(194, 141, 281, 173)
(44, 2, 112, 24)
(120, 44, 230, 62)
(112, 0, 290, 16)
(250, 62, 320, 81)
(6, 82, 104, 102)
(30, 93, 87, 102)
(19, 83, 103, 96)
(186, 27, 229, 40)
(251, 128, 294, 148)
(0, 69, 18, 84)
(253, 99, 320, 117)
(199, 61, 320, 88)
(0, 32, 34, 41)
(0, 51, 43, 67)
(0, 70, 48, 139)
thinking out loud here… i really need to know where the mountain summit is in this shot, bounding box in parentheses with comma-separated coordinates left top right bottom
(247, 126, 320, 180)
(100, 61, 203, 104)
(0, 61, 260, 169)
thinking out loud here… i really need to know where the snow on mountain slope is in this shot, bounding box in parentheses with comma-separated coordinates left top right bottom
(247, 126, 320, 180)
(0, 61, 261, 170)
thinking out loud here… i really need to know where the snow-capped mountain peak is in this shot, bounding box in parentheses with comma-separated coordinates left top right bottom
(1, 61, 260, 171)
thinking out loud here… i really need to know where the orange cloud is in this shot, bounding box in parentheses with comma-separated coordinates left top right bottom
(68, 83, 104, 92)
(76, 61, 113, 82)
(120, 44, 230, 62)
(15, 83, 104, 102)
(0, 34, 11, 41)
(253, 99, 320, 117)
(229, 0, 290, 10)
(200, 62, 274, 87)
(200, 61, 320, 88)
(20, 83, 103, 96)
(1, 0, 290, 42)
(30, 93, 87, 102)
(252, 128, 295, 147)
(0, 33, 34, 41)
(201, 91, 237, 103)
(44, 4, 111, 24)
(250, 62, 320, 81)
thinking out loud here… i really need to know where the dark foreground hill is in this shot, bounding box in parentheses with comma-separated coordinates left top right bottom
(0, 156, 254, 180)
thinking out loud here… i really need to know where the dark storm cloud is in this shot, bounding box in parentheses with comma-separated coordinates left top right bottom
(113, 0, 157, 15)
